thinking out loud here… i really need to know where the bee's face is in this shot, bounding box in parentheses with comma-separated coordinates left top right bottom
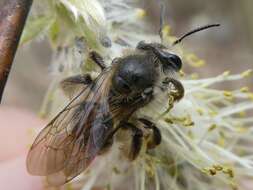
(112, 55, 158, 95)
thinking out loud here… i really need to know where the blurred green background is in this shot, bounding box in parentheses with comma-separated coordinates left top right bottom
(2, 0, 253, 112)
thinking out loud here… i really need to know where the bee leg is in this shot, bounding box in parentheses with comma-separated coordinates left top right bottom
(138, 118, 161, 149)
(119, 121, 143, 161)
(89, 51, 106, 70)
(60, 74, 93, 99)
(61, 74, 92, 86)
(163, 77, 184, 102)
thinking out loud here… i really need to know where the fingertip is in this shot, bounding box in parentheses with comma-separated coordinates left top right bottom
(0, 155, 44, 190)
(0, 106, 46, 161)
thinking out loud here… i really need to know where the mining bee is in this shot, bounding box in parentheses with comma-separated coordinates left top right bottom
(26, 23, 219, 186)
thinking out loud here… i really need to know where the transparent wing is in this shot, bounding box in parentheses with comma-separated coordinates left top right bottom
(26, 69, 114, 186)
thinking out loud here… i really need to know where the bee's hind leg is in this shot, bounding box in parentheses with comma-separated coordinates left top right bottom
(89, 51, 106, 70)
(119, 121, 143, 161)
(138, 118, 162, 149)
(117, 119, 161, 160)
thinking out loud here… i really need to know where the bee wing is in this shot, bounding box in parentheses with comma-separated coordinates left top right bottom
(27, 69, 114, 186)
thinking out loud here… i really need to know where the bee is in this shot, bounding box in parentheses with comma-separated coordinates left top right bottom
(26, 24, 219, 186)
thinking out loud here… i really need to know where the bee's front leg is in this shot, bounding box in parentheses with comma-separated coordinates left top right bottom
(138, 118, 162, 149)
(162, 77, 184, 102)
(89, 51, 106, 70)
(60, 74, 93, 99)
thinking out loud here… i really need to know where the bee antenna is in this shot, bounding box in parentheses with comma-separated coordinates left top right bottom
(158, 2, 166, 43)
(172, 24, 220, 46)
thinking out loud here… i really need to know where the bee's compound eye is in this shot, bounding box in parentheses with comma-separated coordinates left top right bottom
(154, 50, 182, 73)
(167, 54, 182, 72)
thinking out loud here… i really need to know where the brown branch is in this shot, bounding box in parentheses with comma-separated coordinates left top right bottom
(0, 0, 33, 103)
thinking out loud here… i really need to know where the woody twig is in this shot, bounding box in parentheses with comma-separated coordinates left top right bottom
(0, 0, 33, 103)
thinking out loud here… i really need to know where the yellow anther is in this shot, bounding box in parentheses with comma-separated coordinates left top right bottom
(183, 115, 194, 127)
(162, 25, 171, 36)
(241, 69, 252, 78)
(208, 124, 217, 132)
(247, 93, 253, 101)
(203, 165, 235, 180)
(222, 70, 230, 76)
(223, 91, 234, 101)
(179, 70, 185, 77)
(240, 86, 249, 93)
(209, 168, 217, 176)
(136, 8, 146, 18)
(202, 168, 209, 175)
(164, 118, 173, 124)
(223, 168, 234, 178)
(238, 111, 246, 117)
(186, 54, 205, 67)
(184, 120, 194, 127)
(235, 126, 248, 133)
(171, 116, 185, 122)
(196, 108, 204, 115)
(223, 91, 233, 97)
(213, 164, 223, 171)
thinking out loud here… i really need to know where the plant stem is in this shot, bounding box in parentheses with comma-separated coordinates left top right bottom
(0, 0, 33, 103)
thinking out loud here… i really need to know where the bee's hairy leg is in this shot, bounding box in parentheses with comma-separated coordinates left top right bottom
(119, 121, 143, 161)
(60, 74, 93, 98)
(89, 51, 106, 70)
(138, 118, 161, 149)
(61, 74, 93, 86)
(162, 77, 184, 102)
